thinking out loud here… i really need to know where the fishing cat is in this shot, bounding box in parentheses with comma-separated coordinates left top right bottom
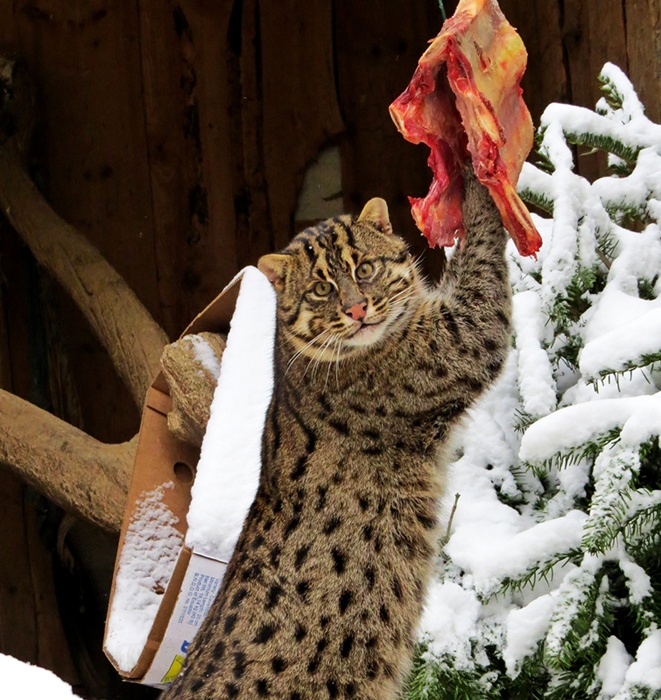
(163, 169, 511, 699)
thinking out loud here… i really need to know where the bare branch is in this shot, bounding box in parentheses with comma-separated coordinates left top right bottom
(0, 141, 168, 407)
(0, 389, 133, 532)
(0, 57, 167, 408)
(0, 56, 195, 531)
(161, 332, 225, 447)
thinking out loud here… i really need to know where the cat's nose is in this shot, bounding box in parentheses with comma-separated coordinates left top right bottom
(345, 301, 367, 321)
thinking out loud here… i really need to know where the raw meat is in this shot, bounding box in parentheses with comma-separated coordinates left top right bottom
(389, 0, 542, 257)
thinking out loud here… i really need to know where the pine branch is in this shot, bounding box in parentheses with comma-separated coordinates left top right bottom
(582, 447, 639, 554)
(532, 128, 556, 174)
(514, 408, 537, 434)
(402, 647, 492, 700)
(560, 129, 642, 163)
(637, 275, 659, 300)
(588, 353, 661, 387)
(622, 498, 661, 546)
(604, 200, 652, 230)
(519, 187, 555, 215)
(598, 72, 625, 113)
(501, 549, 583, 594)
(526, 428, 622, 478)
(544, 564, 615, 673)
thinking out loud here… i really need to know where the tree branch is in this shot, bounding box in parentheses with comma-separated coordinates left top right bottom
(0, 141, 168, 408)
(0, 389, 133, 532)
(0, 57, 225, 533)
(0, 56, 167, 530)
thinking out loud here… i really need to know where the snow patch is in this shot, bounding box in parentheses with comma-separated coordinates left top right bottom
(595, 636, 631, 698)
(503, 594, 556, 677)
(419, 581, 481, 671)
(186, 266, 276, 561)
(104, 483, 183, 673)
(0, 655, 81, 699)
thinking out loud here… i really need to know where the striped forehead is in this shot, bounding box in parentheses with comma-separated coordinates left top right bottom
(294, 217, 358, 276)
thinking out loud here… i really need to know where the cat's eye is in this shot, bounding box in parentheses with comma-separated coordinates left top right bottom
(356, 261, 375, 279)
(314, 281, 333, 296)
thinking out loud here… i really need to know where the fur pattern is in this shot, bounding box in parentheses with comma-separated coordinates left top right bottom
(163, 171, 511, 699)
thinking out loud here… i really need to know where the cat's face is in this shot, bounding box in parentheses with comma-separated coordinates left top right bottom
(259, 198, 419, 361)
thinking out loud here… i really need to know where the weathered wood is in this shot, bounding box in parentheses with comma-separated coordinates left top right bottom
(8, 0, 163, 444)
(0, 141, 168, 408)
(0, 469, 37, 661)
(562, 0, 628, 180)
(235, 0, 271, 264)
(334, 0, 447, 279)
(13, 0, 161, 317)
(0, 389, 133, 532)
(500, 0, 567, 128)
(0, 467, 80, 686)
(22, 500, 81, 685)
(259, 0, 344, 249)
(140, 1, 239, 338)
(0, 255, 78, 684)
(0, 1, 17, 51)
(625, 0, 661, 124)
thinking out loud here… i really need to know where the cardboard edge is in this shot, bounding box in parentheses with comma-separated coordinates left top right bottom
(103, 268, 254, 681)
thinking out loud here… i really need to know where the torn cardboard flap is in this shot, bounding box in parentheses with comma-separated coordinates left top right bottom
(103, 267, 273, 687)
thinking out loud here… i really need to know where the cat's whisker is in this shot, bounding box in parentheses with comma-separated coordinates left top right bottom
(392, 286, 417, 306)
(302, 339, 324, 379)
(309, 331, 338, 380)
(387, 290, 416, 317)
(334, 335, 343, 390)
(389, 284, 416, 304)
(304, 342, 324, 380)
(323, 334, 341, 392)
(411, 249, 428, 275)
(323, 340, 335, 391)
(286, 328, 333, 376)
(317, 334, 340, 383)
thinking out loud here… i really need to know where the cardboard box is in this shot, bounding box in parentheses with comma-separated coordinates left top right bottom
(103, 272, 246, 688)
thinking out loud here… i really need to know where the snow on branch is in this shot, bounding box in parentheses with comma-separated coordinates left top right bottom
(407, 64, 661, 699)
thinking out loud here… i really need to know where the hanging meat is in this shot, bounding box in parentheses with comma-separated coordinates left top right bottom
(389, 0, 542, 257)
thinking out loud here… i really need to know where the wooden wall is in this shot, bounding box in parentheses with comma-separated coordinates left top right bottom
(1, 0, 660, 695)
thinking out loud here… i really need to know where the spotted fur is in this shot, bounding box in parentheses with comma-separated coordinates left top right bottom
(163, 171, 511, 699)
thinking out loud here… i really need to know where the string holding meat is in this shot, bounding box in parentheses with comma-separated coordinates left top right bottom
(389, 0, 542, 257)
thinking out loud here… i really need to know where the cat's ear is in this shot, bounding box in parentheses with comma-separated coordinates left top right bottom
(258, 254, 289, 291)
(357, 197, 392, 234)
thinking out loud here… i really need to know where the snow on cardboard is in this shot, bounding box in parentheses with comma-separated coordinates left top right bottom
(103, 267, 275, 688)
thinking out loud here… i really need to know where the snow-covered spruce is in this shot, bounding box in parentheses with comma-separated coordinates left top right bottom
(405, 63, 661, 700)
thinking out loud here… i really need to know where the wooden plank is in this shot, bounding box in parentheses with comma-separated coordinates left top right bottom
(259, 0, 344, 250)
(228, 0, 273, 268)
(14, 0, 160, 320)
(139, 0, 240, 338)
(0, 260, 78, 685)
(23, 497, 80, 685)
(0, 468, 38, 662)
(563, 0, 628, 180)
(625, 0, 661, 123)
(183, 2, 246, 289)
(0, 248, 39, 668)
(0, 3, 18, 52)
(500, 0, 567, 129)
(334, 0, 446, 278)
(9, 0, 158, 442)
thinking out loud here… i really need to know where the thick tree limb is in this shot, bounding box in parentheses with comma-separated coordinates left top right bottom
(0, 141, 168, 408)
(0, 390, 134, 532)
(0, 56, 227, 532)
(0, 56, 166, 529)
